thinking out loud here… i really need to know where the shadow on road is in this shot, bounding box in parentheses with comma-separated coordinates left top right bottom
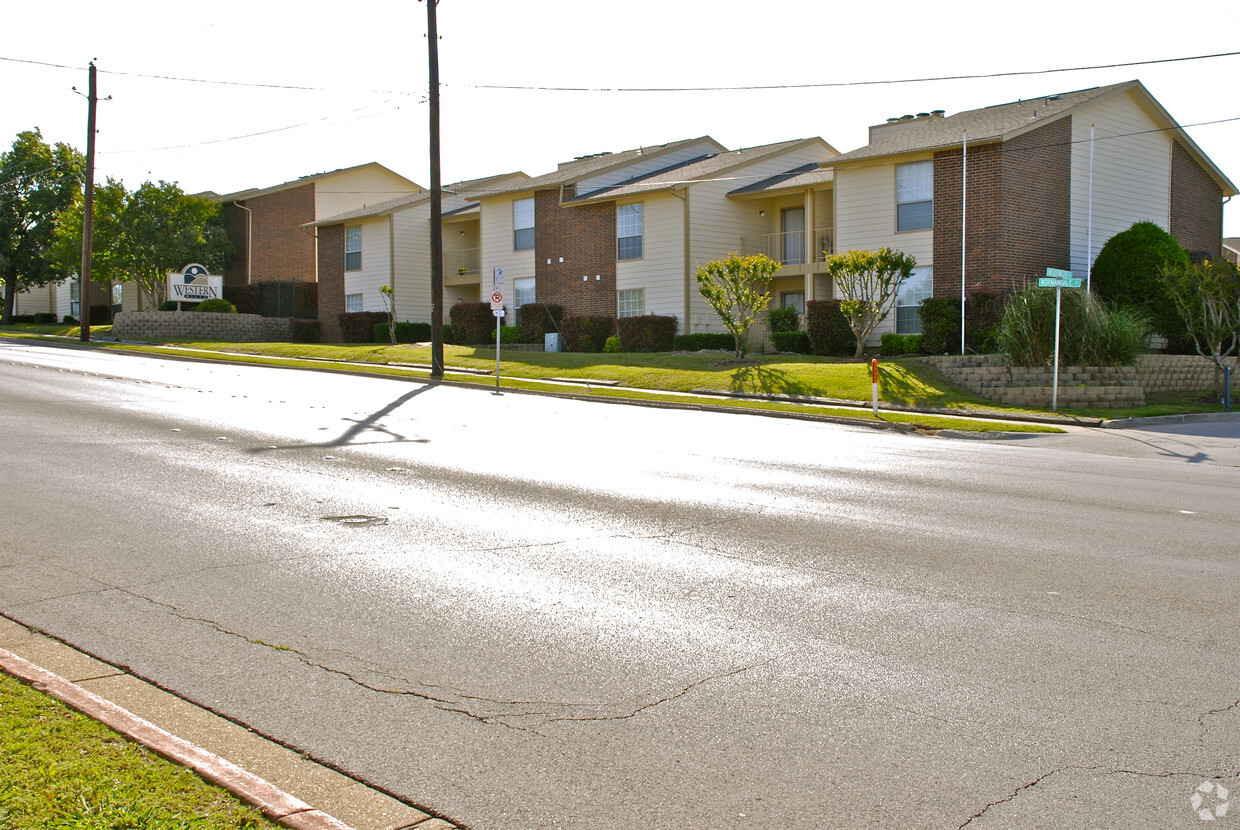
(248, 383, 437, 454)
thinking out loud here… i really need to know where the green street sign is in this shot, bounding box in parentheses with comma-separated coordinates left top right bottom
(1038, 276, 1082, 289)
(1045, 267, 1073, 280)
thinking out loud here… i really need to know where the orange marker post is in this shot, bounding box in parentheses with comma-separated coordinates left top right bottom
(871, 358, 879, 416)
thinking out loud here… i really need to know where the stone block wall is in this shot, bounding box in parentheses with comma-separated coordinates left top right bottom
(923, 353, 1238, 409)
(113, 312, 293, 343)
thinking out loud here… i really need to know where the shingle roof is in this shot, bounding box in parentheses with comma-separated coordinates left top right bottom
(567, 138, 829, 202)
(468, 136, 726, 198)
(306, 173, 524, 226)
(727, 162, 835, 197)
(216, 162, 421, 203)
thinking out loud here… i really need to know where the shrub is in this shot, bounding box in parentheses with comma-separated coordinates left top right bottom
(490, 325, 522, 345)
(617, 314, 678, 352)
(31, 312, 57, 324)
(805, 300, 856, 357)
(337, 311, 387, 343)
(918, 294, 1003, 354)
(157, 300, 179, 312)
(996, 287, 1152, 367)
(673, 332, 735, 351)
(771, 330, 811, 353)
(560, 315, 614, 352)
(1092, 221, 1190, 344)
(766, 304, 800, 335)
(62, 315, 79, 325)
(224, 284, 260, 315)
(518, 303, 565, 343)
(291, 318, 320, 343)
(373, 321, 433, 344)
(9, 315, 36, 323)
(194, 298, 237, 313)
(604, 335, 622, 353)
(442, 323, 453, 345)
(449, 301, 492, 345)
(881, 333, 922, 355)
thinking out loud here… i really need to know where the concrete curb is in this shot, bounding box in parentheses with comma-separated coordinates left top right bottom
(1099, 411, 1240, 428)
(0, 646, 355, 830)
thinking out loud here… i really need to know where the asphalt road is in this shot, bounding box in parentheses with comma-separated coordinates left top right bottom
(1, 340, 1237, 829)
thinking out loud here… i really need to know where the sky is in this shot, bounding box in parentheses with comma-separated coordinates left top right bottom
(4, 0, 1239, 236)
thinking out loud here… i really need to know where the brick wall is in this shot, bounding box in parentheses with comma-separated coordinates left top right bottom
(317, 223, 346, 343)
(933, 119, 1072, 298)
(114, 311, 292, 342)
(225, 183, 317, 286)
(222, 204, 250, 288)
(1169, 142, 1224, 259)
(534, 190, 617, 318)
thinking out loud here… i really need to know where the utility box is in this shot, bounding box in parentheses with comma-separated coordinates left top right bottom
(544, 333, 561, 352)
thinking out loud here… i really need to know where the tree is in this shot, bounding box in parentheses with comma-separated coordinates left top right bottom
(378, 284, 397, 344)
(1092, 221, 1190, 346)
(695, 253, 779, 359)
(825, 247, 917, 358)
(1160, 258, 1240, 394)
(52, 180, 230, 309)
(0, 129, 85, 323)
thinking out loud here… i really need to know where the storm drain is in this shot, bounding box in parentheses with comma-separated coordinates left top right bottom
(320, 515, 388, 527)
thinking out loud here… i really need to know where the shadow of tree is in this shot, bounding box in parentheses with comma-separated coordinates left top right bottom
(728, 364, 813, 396)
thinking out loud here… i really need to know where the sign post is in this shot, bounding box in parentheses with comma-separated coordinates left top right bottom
(871, 358, 879, 416)
(490, 286, 505, 394)
(1037, 269, 1082, 411)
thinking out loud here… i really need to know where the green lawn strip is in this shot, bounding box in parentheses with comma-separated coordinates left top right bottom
(0, 671, 273, 829)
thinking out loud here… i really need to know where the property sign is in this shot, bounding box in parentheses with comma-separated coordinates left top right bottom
(167, 263, 222, 303)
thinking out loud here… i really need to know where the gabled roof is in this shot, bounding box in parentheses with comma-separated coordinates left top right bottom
(305, 172, 526, 227)
(469, 136, 727, 198)
(727, 162, 835, 198)
(567, 138, 837, 203)
(821, 80, 1236, 196)
(216, 162, 422, 203)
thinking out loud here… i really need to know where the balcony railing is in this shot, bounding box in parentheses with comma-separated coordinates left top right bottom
(740, 228, 834, 265)
(445, 246, 480, 279)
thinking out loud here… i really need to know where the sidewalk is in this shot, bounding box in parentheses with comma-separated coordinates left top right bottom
(0, 615, 456, 830)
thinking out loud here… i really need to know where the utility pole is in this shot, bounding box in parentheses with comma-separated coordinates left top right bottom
(79, 61, 98, 343)
(426, 0, 444, 379)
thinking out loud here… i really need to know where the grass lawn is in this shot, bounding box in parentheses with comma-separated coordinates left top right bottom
(0, 670, 273, 829)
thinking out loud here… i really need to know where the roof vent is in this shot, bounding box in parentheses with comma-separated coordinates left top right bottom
(917, 112, 931, 118)
(886, 117, 901, 123)
(900, 114, 915, 121)
(931, 109, 945, 117)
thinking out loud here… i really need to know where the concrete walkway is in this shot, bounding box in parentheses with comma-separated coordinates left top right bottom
(0, 615, 457, 830)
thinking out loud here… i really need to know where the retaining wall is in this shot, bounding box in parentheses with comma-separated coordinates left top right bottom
(113, 311, 293, 343)
(922, 353, 1237, 409)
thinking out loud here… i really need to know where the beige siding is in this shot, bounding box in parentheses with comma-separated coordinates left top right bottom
(616, 194, 683, 321)
(478, 195, 537, 299)
(833, 161, 933, 266)
(9, 283, 56, 315)
(1069, 92, 1173, 279)
(314, 167, 420, 220)
(343, 216, 394, 314)
(392, 206, 431, 322)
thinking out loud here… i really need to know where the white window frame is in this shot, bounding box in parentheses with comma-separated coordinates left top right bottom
(895, 266, 933, 335)
(345, 226, 362, 271)
(617, 288, 645, 318)
(617, 203, 643, 261)
(513, 198, 535, 251)
(345, 293, 363, 313)
(896, 162, 933, 232)
(513, 277, 535, 325)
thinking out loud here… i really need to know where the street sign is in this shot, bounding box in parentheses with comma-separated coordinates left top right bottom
(490, 290, 504, 311)
(493, 266, 505, 292)
(1038, 277, 1083, 289)
(1045, 267, 1073, 280)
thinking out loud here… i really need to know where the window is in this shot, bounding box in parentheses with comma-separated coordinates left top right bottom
(895, 267, 933, 334)
(896, 162, 933, 232)
(617, 288, 645, 318)
(345, 293, 363, 313)
(345, 226, 362, 271)
(617, 203, 643, 260)
(513, 198, 534, 251)
(513, 277, 535, 324)
(781, 291, 805, 315)
(781, 208, 805, 265)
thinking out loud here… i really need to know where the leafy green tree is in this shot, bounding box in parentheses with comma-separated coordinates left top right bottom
(52, 180, 230, 309)
(695, 252, 779, 359)
(825, 247, 917, 358)
(1092, 221, 1190, 345)
(0, 129, 84, 323)
(1160, 258, 1240, 392)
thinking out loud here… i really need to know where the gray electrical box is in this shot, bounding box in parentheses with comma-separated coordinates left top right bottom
(544, 333, 561, 352)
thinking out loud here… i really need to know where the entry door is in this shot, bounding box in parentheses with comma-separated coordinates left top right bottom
(781, 207, 805, 265)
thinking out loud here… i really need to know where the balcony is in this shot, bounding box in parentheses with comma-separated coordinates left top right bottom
(740, 228, 834, 266)
(445, 247, 479, 285)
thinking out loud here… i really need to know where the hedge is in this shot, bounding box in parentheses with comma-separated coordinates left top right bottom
(518, 303, 565, 343)
(292, 319, 320, 343)
(673, 332, 734, 351)
(373, 321, 433, 344)
(880, 333, 922, 355)
(918, 294, 1003, 355)
(617, 314, 678, 352)
(338, 311, 387, 343)
(805, 300, 855, 357)
(449, 302, 493, 345)
(771, 330, 811, 353)
(224, 284, 261, 315)
(560, 315, 615, 352)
